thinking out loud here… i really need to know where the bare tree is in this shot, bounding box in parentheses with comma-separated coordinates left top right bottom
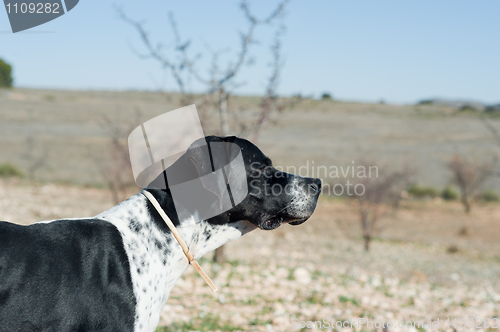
(22, 110, 49, 181)
(94, 109, 142, 204)
(23, 136, 49, 181)
(115, 1, 289, 140)
(354, 161, 414, 251)
(481, 116, 500, 149)
(481, 115, 500, 176)
(116, 1, 291, 262)
(447, 153, 490, 234)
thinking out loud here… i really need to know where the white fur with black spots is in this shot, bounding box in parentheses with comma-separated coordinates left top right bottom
(97, 193, 257, 332)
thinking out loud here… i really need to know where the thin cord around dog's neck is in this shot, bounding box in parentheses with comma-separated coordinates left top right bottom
(142, 190, 218, 292)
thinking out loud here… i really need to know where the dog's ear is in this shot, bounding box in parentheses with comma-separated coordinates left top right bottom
(166, 138, 216, 186)
(209, 140, 247, 207)
(165, 140, 229, 220)
(191, 140, 237, 210)
(185, 144, 220, 198)
(165, 137, 247, 221)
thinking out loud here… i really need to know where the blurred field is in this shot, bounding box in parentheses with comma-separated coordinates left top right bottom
(1, 88, 500, 331)
(1, 88, 499, 190)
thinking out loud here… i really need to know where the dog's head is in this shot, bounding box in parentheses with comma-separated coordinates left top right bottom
(221, 136, 321, 230)
(148, 136, 321, 230)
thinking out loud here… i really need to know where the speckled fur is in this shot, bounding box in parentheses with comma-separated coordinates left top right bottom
(285, 176, 315, 219)
(97, 193, 256, 332)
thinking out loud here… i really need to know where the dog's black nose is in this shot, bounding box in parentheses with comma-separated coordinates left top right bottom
(309, 178, 322, 194)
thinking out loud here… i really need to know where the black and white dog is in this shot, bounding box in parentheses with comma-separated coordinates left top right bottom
(0, 136, 321, 332)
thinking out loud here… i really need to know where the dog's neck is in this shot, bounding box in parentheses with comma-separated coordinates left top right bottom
(96, 193, 256, 332)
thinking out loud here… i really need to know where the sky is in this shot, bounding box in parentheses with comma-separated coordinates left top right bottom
(1, 0, 499, 104)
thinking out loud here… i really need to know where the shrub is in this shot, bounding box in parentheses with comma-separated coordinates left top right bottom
(447, 245, 459, 254)
(447, 153, 490, 214)
(458, 105, 478, 112)
(481, 190, 499, 202)
(441, 186, 459, 201)
(408, 184, 439, 198)
(321, 92, 332, 100)
(0, 163, 24, 178)
(485, 104, 500, 113)
(417, 99, 434, 105)
(339, 295, 360, 306)
(0, 59, 13, 88)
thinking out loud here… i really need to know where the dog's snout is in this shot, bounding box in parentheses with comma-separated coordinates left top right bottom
(308, 178, 322, 194)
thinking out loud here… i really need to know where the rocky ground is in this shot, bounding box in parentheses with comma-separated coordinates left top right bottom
(1, 179, 499, 332)
(158, 201, 500, 332)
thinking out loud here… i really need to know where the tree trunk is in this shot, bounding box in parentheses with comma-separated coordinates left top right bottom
(364, 235, 371, 252)
(461, 195, 471, 214)
(219, 89, 229, 137)
(459, 213, 472, 236)
(213, 244, 226, 264)
(214, 89, 229, 263)
(459, 195, 471, 236)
